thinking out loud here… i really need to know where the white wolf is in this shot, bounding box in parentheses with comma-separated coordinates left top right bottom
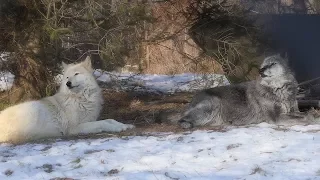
(0, 56, 135, 143)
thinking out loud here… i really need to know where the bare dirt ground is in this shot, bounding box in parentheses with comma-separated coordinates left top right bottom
(96, 89, 228, 136)
(100, 89, 193, 134)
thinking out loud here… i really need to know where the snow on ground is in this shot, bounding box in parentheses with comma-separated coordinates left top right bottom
(5, 70, 229, 93)
(0, 52, 229, 93)
(0, 52, 10, 62)
(93, 70, 229, 93)
(0, 123, 320, 180)
(0, 72, 14, 91)
(0, 53, 14, 91)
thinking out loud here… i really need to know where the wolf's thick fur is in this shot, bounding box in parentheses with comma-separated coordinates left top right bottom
(0, 56, 134, 143)
(179, 54, 311, 128)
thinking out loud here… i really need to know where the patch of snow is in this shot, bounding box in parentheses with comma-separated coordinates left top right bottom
(0, 53, 14, 91)
(94, 70, 229, 93)
(0, 53, 230, 93)
(0, 123, 319, 179)
(54, 74, 63, 85)
(2, 70, 229, 94)
(0, 52, 10, 62)
(0, 72, 14, 91)
(289, 124, 320, 132)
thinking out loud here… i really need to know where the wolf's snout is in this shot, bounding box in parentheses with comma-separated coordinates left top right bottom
(258, 68, 265, 74)
(258, 68, 266, 77)
(66, 81, 72, 87)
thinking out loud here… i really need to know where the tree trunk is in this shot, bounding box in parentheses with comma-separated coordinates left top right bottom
(9, 55, 51, 103)
(8, 28, 53, 103)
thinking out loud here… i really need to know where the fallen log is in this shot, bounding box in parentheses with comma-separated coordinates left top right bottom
(298, 100, 320, 108)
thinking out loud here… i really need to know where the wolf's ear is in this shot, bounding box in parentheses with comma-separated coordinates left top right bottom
(82, 56, 92, 70)
(278, 52, 289, 63)
(62, 62, 68, 70)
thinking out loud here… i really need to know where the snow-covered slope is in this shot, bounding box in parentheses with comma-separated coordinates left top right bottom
(0, 123, 320, 180)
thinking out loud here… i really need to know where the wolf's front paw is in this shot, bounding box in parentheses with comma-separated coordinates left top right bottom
(124, 124, 135, 130)
(113, 123, 135, 132)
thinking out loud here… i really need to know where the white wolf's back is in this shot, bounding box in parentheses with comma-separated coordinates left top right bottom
(0, 100, 62, 143)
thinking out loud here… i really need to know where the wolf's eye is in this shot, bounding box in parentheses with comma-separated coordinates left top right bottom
(75, 73, 79, 76)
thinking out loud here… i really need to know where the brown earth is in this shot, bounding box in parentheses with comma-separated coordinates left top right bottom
(100, 89, 193, 133)
(90, 89, 226, 138)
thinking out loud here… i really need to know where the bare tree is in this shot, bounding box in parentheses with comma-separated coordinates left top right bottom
(186, 0, 263, 83)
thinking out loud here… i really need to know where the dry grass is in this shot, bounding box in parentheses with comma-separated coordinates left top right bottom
(142, 39, 224, 75)
(4, 169, 13, 176)
(107, 169, 120, 175)
(250, 165, 267, 176)
(100, 89, 232, 134)
(100, 89, 192, 127)
(40, 164, 54, 173)
(140, 0, 225, 75)
(226, 143, 242, 150)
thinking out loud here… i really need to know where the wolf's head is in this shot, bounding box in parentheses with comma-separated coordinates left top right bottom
(259, 54, 290, 78)
(60, 56, 98, 94)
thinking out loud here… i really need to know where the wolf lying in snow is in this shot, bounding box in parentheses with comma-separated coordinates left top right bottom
(179, 54, 314, 128)
(0, 56, 134, 143)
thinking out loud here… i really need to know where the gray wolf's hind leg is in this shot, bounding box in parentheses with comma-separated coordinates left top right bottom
(178, 99, 219, 129)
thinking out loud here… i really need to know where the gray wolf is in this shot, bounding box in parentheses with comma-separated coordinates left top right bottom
(178, 54, 312, 128)
(0, 56, 134, 143)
